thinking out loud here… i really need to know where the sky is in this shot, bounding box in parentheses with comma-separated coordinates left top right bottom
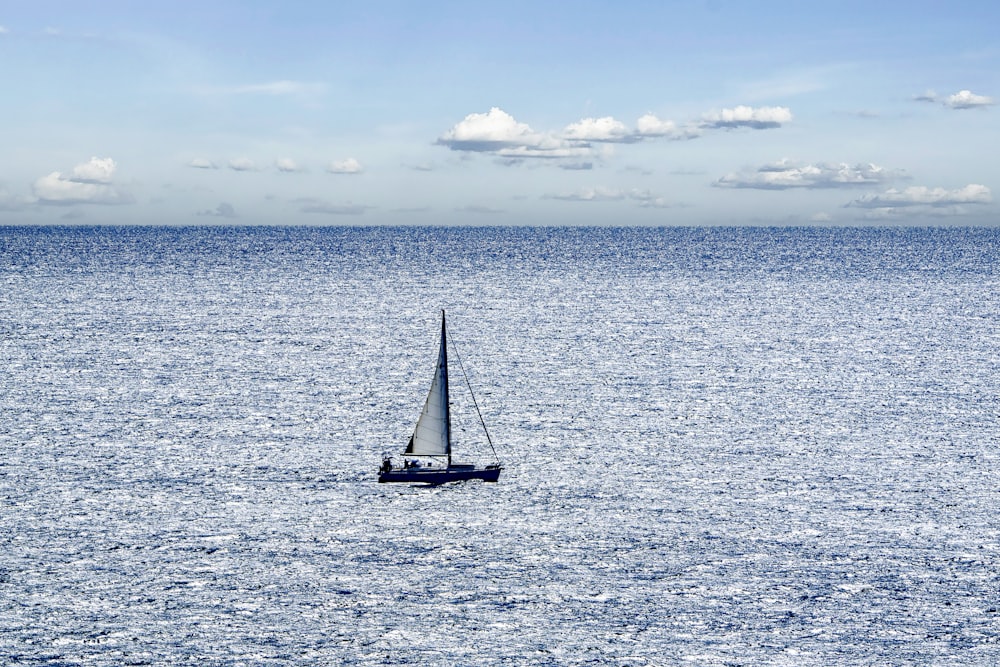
(0, 0, 997, 226)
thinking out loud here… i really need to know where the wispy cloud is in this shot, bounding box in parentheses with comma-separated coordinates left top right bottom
(194, 80, 326, 96)
(546, 186, 627, 202)
(847, 184, 992, 208)
(298, 198, 370, 215)
(715, 160, 904, 190)
(197, 202, 237, 218)
(846, 184, 993, 220)
(188, 157, 217, 169)
(492, 143, 592, 160)
(544, 186, 672, 208)
(735, 67, 833, 101)
(456, 205, 506, 214)
(631, 190, 674, 208)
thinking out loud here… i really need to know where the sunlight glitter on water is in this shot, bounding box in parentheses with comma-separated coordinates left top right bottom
(1, 226, 999, 665)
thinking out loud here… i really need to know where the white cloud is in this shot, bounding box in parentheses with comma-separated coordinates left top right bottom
(437, 104, 794, 164)
(32, 157, 131, 206)
(914, 89, 994, 109)
(33, 172, 116, 205)
(639, 106, 791, 138)
(276, 158, 303, 173)
(70, 156, 116, 183)
(944, 89, 994, 109)
(847, 184, 992, 208)
(188, 157, 217, 169)
(700, 105, 793, 129)
(0, 25, 9, 35)
(228, 157, 257, 172)
(563, 116, 632, 143)
(327, 158, 363, 174)
(563, 114, 701, 143)
(715, 160, 903, 190)
(635, 113, 700, 140)
(437, 107, 552, 153)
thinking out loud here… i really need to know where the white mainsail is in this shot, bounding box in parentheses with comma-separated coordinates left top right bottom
(405, 313, 451, 459)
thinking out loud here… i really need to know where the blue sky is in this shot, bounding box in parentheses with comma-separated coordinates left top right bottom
(1, 0, 997, 225)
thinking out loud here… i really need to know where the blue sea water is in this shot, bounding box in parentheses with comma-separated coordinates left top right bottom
(1, 225, 999, 665)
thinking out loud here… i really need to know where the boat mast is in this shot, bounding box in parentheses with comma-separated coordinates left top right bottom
(441, 309, 452, 468)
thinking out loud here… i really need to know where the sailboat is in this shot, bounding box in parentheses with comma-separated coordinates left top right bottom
(378, 310, 502, 484)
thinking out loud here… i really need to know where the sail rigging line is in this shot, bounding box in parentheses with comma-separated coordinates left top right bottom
(448, 323, 501, 466)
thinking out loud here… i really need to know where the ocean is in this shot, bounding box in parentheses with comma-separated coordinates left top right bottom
(1, 225, 998, 665)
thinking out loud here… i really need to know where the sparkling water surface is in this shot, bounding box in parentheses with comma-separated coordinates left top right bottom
(1, 226, 999, 665)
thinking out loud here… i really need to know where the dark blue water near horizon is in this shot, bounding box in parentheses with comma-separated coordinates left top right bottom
(2, 225, 999, 665)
